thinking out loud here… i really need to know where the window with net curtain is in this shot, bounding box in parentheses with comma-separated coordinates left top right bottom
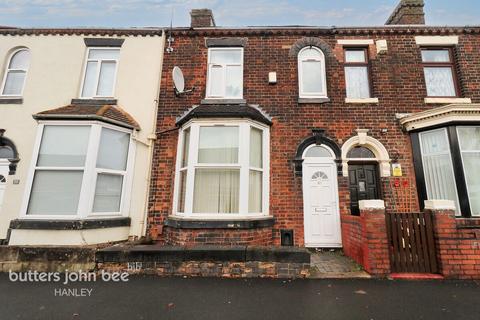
(176, 121, 268, 217)
(344, 49, 371, 99)
(26, 124, 131, 216)
(1, 48, 30, 96)
(421, 48, 457, 97)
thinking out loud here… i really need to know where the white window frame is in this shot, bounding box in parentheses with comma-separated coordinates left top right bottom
(298, 46, 327, 99)
(79, 47, 120, 99)
(20, 121, 136, 220)
(1, 48, 30, 97)
(205, 47, 244, 99)
(172, 119, 269, 219)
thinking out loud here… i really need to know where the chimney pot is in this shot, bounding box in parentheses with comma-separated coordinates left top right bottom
(190, 9, 216, 28)
(386, 0, 425, 25)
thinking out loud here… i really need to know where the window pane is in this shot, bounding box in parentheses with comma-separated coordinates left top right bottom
(210, 50, 242, 64)
(9, 50, 30, 69)
(250, 127, 263, 167)
(347, 146, 375, 159)
(93, 173, 123, 212)
(2, 71, 25, 95)
(27, 170, 83, 215)
(345, 66, 370, 98)
(97, 128, 130, 171)
(88, 49, 120, 60)
(198, 126, 239, 163)
(457, 127, 480, 217)
(96, 61, 116, 97)
(177, 170, 187, 212)
(225, 65, 242, 98)
(300, 48, 322, 60)
(421, 50, 450, 62)
(81, 61, 98, 97)
(420, 129, 460, 214)
(305, 146, 332, 158)
(193, 168, 240, 213)
(345, 50, 366, 63)
(37, 126, 90, 167)
(424, 67, 456, 97)
(249, 170, 262, 213)
(0, 146, 14, 159)
(181, 128, 190, 168)
(302, 60, 323, 94)
(208, 65, 223, 97)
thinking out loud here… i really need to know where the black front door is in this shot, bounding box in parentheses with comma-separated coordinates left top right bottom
(348, 164, 380, 215)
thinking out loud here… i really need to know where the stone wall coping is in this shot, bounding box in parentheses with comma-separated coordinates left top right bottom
(424, 200, 456, 211)
(359, 200, 385, 210)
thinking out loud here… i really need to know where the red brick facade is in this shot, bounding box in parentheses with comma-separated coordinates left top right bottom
(148, 24, 480, 277)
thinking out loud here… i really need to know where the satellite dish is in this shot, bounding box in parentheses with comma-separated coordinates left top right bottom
(173, 66, 185, 93)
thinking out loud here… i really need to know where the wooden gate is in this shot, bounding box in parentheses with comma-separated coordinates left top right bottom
(385, 212, 438, 273)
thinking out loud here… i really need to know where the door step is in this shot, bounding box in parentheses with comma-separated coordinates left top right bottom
(389, 273, 444, 280)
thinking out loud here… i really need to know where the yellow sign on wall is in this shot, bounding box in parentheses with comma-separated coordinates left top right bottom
(392, 163, 402, 177)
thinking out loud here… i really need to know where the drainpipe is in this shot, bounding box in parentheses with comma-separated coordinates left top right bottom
(138, 31, 166, 239)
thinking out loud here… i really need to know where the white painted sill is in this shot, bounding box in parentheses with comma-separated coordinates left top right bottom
(345, 98, 379, 104)
(424, 97, 472, 104)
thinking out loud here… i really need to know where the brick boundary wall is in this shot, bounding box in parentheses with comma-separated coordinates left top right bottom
(163, 227, 274, 246)
(342, 201, 390, 277)
(427, 208, 480, 279)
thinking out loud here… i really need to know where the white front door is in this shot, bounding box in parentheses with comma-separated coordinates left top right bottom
(0, 162, 8, 215)
(303, 162, 342, 248)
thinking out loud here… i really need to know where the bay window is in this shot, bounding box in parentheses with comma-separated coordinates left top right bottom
(421, 48, 458, 97)
(415, 126, 480, 217)
(23, 122, 134, 218)
(174, 120, 269, 218)
(206, 48, 243, 99)
(80, 48, 119, 98)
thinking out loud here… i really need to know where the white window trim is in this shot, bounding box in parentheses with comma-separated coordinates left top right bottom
(172, 119, 270, 219)
(20, 120, 136, 220)
(337, 39, 374, 45)
(298, 46, 328, 99)
(0, 48, 30, 97)
(415, 36, 459, 46)
(205, 47, 244, 99)
(78, 47, 120, 99)
(345, 98, 379, 104)
(424, 97, 471, 104)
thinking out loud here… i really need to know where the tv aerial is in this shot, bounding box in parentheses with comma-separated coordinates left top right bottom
(173, 66, 195, 96)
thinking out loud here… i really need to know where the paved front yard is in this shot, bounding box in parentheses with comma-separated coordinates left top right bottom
(309, 249, 370, 278)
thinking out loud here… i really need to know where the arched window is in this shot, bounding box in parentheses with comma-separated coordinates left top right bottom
(298, 47, 327, 98)
(304, 145, 333, 158)
(347, 146, 376, 159)
(1, 49, 30, 96)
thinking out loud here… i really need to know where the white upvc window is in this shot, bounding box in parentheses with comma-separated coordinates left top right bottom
(80, 48, 120, 98)
(21, 121, 135, 219)
(173, 119, 269, 218)
(206, 48, 243, 99)
(298, 46, 327, 98)
(1, 48, 30, 97)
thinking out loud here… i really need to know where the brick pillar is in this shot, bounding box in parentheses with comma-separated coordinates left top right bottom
(359, 200, 391, 276)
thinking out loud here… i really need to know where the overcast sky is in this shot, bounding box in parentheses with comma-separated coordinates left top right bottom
(1, 0, 478, 28)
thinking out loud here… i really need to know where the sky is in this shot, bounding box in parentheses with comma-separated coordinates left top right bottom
(0, 0, 479, 28)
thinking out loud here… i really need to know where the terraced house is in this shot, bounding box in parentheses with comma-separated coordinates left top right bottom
(0, 27, 164, 245)
(148, 0, 480, 278)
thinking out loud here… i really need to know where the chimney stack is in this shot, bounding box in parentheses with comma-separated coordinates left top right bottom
(190, 9, 216, 28)
(385, 0, 425, 25)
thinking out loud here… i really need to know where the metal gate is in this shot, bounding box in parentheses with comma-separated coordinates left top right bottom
(385, 212, 438, 273)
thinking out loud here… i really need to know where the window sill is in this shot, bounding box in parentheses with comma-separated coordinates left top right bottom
(456, 218, 480, 229)
(201, 98, 247, 105)
(298, 97, 330, 104)
(164, 216, 275, 229)
(0, 97, 23, 104)
(9, 217, 131, 230)
(345, 98, 379, 104)
(424, 97, 472, 104)
(71, 98, 117, 105)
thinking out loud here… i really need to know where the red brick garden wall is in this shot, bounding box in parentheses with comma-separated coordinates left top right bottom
(149, 27, 480, 247)
(163, 227, 274, 246)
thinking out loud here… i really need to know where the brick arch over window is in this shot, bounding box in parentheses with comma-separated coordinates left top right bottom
(293, 129, 342, 176)
(0, 129, 20, 175)
(289, 37, 333, 58)
(341, 129, 391, 178)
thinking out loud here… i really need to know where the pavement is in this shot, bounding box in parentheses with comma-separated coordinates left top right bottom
(0, 274, 479, 320)
(309, 249, 371, 278)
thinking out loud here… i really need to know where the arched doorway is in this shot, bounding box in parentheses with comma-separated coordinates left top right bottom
(302, 144, 342, 248)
